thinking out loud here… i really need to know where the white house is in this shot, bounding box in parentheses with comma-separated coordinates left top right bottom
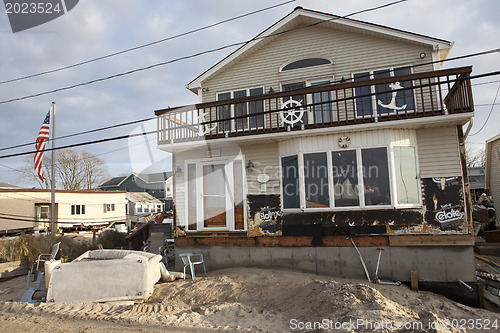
(486, 134, 500, 216)
(154, 8, 477, 305)
(0, 189, 127, 233)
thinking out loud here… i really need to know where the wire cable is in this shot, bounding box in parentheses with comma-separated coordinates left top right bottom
(468, 84, 500, 136)
(1, 69, 499, 160)
(0, 0, 297, 85)
(0, 116, 155, 152)
(0, 0, 410, 105)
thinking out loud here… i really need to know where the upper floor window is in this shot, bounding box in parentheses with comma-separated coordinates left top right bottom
(353, 67, 415, 117)
(217, 87, 265, 131)
(281, 58, 332, 71)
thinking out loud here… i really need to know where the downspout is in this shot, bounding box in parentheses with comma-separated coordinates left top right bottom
(464, 117, 474, 140)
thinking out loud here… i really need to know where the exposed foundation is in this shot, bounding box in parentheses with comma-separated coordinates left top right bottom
(174, 242, 479, 307)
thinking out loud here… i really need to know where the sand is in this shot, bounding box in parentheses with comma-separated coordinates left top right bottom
(1, 267, 499, 332)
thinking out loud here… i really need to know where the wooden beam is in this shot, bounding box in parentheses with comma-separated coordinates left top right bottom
(389, 234, 474, 247)
(323, 236, 389, 247)
(410, 270, 419, 291)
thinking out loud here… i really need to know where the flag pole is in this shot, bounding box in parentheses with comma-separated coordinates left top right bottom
(50, 101, 56, 234)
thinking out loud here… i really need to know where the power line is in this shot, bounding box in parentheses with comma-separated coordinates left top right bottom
(0, 0, 297, 85)
(0, 51, 499, 155)
(1, 69, 499, 160)
(469, 84, 500, 136)
(0, 0, 411, 105)
(0, 116, 156, 152)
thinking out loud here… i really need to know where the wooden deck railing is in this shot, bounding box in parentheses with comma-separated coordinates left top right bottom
(156, 66, 473, 145)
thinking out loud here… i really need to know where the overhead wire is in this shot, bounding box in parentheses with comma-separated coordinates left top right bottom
(468, 84, 500, 136)
(0, 0, 411, 105)
(0, 0, 497, 155)
(0, 0, 297, 85)
(1, 69, 499, 161)
(0, 48, 499, 155)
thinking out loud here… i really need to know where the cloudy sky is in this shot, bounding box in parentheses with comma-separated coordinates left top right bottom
(0, 0, 499, 187)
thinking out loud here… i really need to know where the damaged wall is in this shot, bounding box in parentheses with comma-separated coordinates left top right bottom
(246, 176, 469, 239)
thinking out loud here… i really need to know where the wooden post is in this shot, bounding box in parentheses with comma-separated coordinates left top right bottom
(410, 270, 419, 291)
(478, 284, 485, 309)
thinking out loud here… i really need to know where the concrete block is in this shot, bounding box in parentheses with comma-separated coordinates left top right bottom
(338, 247, 369, 279)
(415, 247, 447, 281)
(248, 247, 272, 268)
(315, 247, 341, 276)
(292, 247, 317, 273)
(270, 247, 294, 269)
(443, 246, 476, 281)
(387, 247, 418, 282)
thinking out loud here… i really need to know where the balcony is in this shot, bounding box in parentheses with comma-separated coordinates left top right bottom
(156, 66, 473, 147)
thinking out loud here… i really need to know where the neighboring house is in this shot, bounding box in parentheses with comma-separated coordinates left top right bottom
(99, 172, 173, 209)
(486, 134, 500, 214)
(468, 166, 486, 201)
(0, 189, 127, 234)
(125, 192, 163, 225)
(155, 8, 476, 304)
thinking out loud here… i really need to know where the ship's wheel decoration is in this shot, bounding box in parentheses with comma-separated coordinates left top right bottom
(338, 136, 351, 148)
(197, 110, 217, 136)
(377, 81, 407, 111)
(280, 99, 305, 126)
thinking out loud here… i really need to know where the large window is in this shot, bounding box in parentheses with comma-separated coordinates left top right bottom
(283, 80, 337, 125)
(354, 67, 415, 117)
(361, 148, 391, 206)
(281, 146, 419, 210)
(304, 152, 329, 208)
(393, 146, 419, 204)
(217, 88, 265, 132)
(311, 81, 335, 124)
(332, 150, 359, 207)
(281, 155, 300, 209)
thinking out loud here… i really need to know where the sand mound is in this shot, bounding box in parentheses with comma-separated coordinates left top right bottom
(1, 267, 499, 332)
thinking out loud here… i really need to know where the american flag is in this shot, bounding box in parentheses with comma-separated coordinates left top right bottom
(34, 110, 51, 183)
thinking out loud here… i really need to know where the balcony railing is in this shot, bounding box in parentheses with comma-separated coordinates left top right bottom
(156, 66, 473, 145)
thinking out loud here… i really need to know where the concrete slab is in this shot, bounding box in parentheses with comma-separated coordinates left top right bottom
(292, 247, 317, 273)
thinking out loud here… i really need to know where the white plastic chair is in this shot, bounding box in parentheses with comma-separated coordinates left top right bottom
(32, 241, 61, 273)
(179, 253, 207, 280)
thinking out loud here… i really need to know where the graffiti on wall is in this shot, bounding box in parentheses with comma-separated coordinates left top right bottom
(247, 195, 282, 236)
(423, 177, 466, 232)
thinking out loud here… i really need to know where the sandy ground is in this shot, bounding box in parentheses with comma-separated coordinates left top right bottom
(1, 266, 500, 333)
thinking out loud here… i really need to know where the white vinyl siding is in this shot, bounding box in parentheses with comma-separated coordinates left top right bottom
(201, 25, 435, 103)
(488, 139, 500, 213)
(416, 127, 462, 178)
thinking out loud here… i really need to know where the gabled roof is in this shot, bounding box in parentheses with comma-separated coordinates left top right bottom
(125, 192, 162, 204)
(187, 7, 452, 93)
(99, 176, 127, 188)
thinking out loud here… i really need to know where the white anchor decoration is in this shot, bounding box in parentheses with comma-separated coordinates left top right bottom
(377, 81, 407, 111)
(197, 110, 217, 136)
(280, 99, 305, 126)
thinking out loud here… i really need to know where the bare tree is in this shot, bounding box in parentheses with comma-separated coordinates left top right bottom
(17, 149, 109, 190)
(80, 151, 109, 190)
(465, 143, 486, 168)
